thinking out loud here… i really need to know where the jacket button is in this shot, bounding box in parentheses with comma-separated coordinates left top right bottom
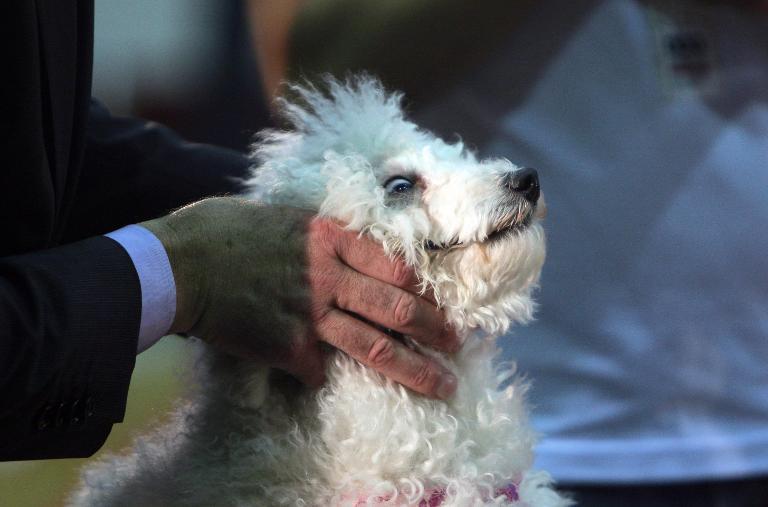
(37, 405, 54, 431)
(70, 399, 82, 426)
(54, 402, 67, 428)
(84, 396, 95, 419)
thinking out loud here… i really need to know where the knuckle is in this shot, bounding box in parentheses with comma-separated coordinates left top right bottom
(333, 288, 349, 311)
(310, 304, 332, 327)
(366, 337, 396, 368)
(310, 218, 340, 253)
(391, 260, 412, 287)
(308, 216, 330, 236)
(411, 362, 439, 391)
(329, 268, 352, 306)
(307, 254, 346, 299)
(393, 293, 418, 328)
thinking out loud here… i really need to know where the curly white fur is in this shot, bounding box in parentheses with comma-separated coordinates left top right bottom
(70, 76, 570, 507)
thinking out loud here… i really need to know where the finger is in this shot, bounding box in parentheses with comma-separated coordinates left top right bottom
(335, 269, 460, 353)
(418, 285, 439, 306)
(312, 218, 438, 304)
(323, 220, 422, 293)
(279, 340, 326, 388)
(316, 309, 458, 400)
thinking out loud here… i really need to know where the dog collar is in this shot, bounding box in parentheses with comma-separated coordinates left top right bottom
(346, 481, 519, 506)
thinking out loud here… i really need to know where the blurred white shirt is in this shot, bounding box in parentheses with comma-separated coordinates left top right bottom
(419, 0, 768, 483)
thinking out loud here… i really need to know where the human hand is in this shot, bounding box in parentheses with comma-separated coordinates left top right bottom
(141, 197, 460, 399)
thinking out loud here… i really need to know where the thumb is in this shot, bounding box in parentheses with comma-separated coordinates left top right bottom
(284, 343, 326, 388)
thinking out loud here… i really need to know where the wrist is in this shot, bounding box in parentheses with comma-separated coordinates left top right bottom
(140, 216, 201, 335)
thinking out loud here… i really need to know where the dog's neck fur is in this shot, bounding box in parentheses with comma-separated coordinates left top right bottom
(198, 325, 534, 505)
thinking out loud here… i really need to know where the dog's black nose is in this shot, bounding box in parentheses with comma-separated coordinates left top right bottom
(504, 168, 540, 204)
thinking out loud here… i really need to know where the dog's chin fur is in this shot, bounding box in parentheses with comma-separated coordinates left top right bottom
(70, 77, 569, 506)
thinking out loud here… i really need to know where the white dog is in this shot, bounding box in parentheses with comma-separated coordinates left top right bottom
(71, 76, 570, 507)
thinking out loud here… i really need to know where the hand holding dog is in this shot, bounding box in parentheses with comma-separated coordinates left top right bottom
(142, 197, 459, 399)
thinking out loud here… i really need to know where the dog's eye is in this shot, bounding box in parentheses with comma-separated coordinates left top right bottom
(384, 176, 414, 195)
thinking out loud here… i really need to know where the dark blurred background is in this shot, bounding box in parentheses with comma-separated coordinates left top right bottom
(90, 0, 270, 151)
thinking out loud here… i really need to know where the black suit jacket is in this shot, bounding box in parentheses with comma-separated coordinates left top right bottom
(0, 0, 252, 460)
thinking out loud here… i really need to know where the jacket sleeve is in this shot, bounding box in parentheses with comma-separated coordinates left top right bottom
(0, 236, 141, 460)
(62, 100, 252, 242)
(0, 104, 253, 461)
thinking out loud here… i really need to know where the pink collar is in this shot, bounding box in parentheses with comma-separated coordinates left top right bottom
(349, 482, 519, 506)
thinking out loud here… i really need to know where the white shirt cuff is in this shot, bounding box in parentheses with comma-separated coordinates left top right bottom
(105, 225, 176, 353)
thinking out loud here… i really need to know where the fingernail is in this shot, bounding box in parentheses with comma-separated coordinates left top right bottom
(436, 373, 458, 400)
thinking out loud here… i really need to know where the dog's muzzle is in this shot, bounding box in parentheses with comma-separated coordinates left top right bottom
(424, 168, 541, 252)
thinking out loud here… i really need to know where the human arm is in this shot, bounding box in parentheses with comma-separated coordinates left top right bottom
(141, 197, 460, 399)
(78, 102, 460, 396)
(0, 100, 252, 461)
(61, 101, 252, 243)
(0, 237, 140, 460)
